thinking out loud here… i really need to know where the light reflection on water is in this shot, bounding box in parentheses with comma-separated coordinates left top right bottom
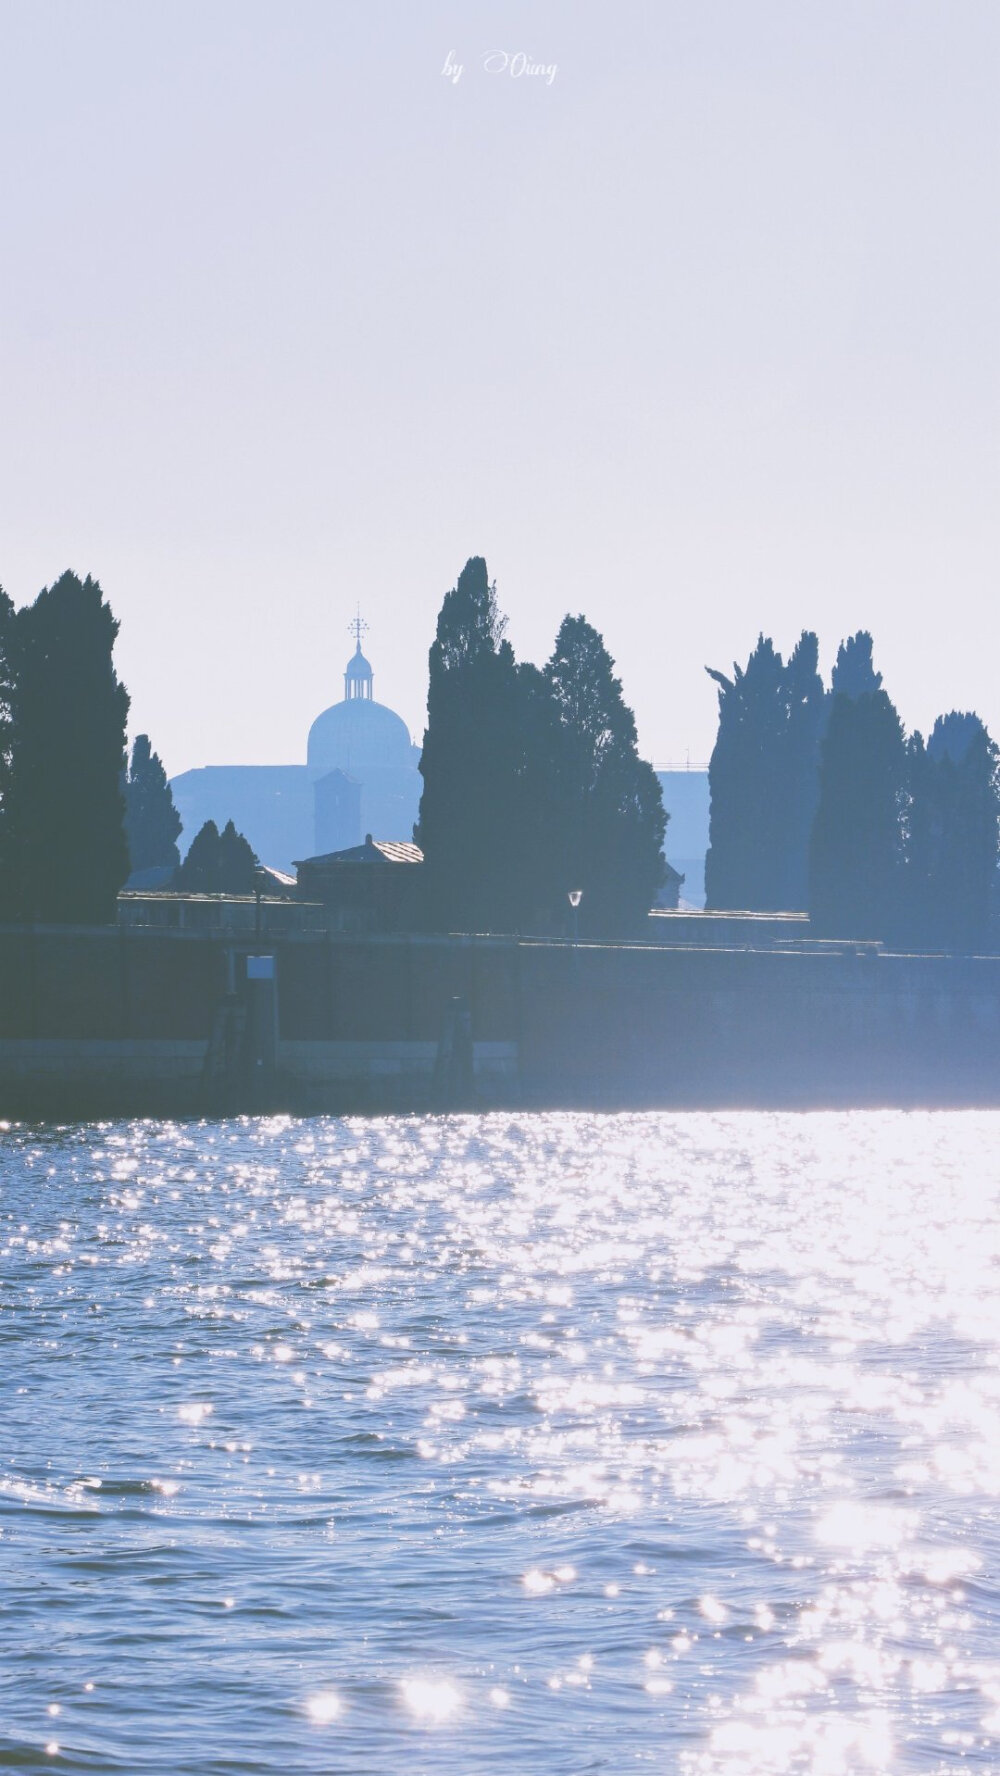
(2, 1110, 1000, 1772)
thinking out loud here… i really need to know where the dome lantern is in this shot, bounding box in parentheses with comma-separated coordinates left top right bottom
(344, 610, 373, 701)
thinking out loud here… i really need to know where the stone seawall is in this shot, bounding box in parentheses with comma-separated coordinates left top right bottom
(1, 925, 999, 1116)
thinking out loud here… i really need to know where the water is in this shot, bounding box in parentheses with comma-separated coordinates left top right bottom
(2, 1112, 1000, 1773)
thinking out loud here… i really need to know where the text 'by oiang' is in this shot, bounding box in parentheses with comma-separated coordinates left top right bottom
(441, 50, 558, 87)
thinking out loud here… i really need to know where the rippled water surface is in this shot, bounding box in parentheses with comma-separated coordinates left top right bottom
(3, 1112, 1000, 1773)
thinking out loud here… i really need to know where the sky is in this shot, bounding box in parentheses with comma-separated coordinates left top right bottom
(0, 0, 996, 775)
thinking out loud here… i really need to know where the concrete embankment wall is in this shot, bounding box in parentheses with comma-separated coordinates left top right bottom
(515, 942, 1000, 1108)
(0, 927, 519, 1116)
(1, 925, 1000, 1116)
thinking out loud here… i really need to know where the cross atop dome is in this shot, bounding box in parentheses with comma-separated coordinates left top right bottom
(344, 608, 373, 700)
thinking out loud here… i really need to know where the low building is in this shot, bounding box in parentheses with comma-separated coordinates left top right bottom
(295, 835, 424, 933)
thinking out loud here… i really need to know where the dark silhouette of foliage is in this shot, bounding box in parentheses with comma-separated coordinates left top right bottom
(831, 631, 881, 699)
(508, 657, 567, 930)
(416, 558, 526, 932)
(929, 711, 991, 767)
(543, 615, 665, 936)
(417, 562, 666, 935)
(176, 818, 259, 894)
(123, 734, 182, 875)
(809, 686, 907, 939)
(706, 623, 999, 947)
(903, 713, 1000, 951)
(775, 632, 827, 908)
(705, 632, 825, 910)
(0, 587, 15, 911)
(176, 819, 222, 892)
(705, 636, 784, 909)
(219, 819, 259, 893)
(4, 571, 130, 923)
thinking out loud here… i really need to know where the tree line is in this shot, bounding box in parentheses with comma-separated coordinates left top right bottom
(0, 559, 665, 934)
(0, 570, 257, 921)
(2, 563, 997, 950)
(706, 630, 1000, 949)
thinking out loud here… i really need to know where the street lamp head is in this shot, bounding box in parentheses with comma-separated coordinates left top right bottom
(567, 890, 583, 908)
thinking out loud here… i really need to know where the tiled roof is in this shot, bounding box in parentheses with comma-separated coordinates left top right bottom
(371, 839, 423, 864)
(295, 837, 424, 868)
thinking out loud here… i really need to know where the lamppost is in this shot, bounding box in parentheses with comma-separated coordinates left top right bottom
(567, 889, 582, 945)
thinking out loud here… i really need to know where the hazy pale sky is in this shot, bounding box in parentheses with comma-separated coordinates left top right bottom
(0, 0, 996, 774)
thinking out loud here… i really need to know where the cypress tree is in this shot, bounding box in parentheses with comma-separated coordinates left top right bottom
(176, 819, 258, 894)
(6, 571, 130, 923)
(123, 734, 182, 876)
(831, 631, 882, 699)
(705, 636, 786, 910)
(416, 557, 524, 931)
(774, 632, 827, 909)
(809, 685, 907, 940)
(0, 587, 15, 915)
(705, 632, 824, 911)
(543, 615, 665, 936)
(510, 657, 565, 931)
(905, 713, 999, 951)
(218, 819, 259, 894)
(176, 820, 222, 892)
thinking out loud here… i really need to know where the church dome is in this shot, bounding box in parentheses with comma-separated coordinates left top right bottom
(308, 624, 417, 779)
(307, 696, 415, 776)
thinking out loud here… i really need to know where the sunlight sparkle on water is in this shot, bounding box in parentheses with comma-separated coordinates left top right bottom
(400, 1677, 462, 1723)
(305, 1689, 342, 1724)
(177, 1402, 212, 1426)
(5, 1110, 1000, 1773)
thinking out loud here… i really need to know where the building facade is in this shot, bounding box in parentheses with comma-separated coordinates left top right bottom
(170, 630, 423, 873)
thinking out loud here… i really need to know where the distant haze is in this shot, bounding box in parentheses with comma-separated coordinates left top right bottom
(0, 0, 996, 774)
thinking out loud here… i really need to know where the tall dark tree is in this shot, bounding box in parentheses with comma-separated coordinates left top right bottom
(176, 820, 222, 893)
(123, 734, 182, 875)
(218, 819, 259, 894)
(809, 685, 907, 939)
(904, 713, 999, 951)
(5, 571, 130, 923)
(0, 587, 16, 913)
(543, 616, 665, 936)
(176, 818, 258, 894)
(705, 632, 825, 910)
(831, 631, 882, 699)
(774, 631, 827, 908)
(508, 657, 566, 930)
(416, 557, 526, 931)
(705, 636, 785, 910)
